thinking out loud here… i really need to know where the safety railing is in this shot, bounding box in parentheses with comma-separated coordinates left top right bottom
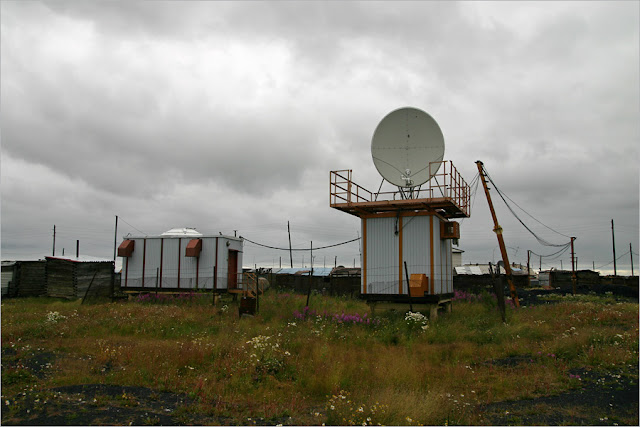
(330, 161, 470, 217)
(229, 272, 264, 297)
(329, 170, 373, 205)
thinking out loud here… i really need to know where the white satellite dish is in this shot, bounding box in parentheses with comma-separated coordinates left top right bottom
(371, 107, 445, 188)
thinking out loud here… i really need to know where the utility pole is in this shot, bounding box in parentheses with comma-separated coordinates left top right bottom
(113, 215, 118, 261)
(630, 243, 634, 276)
(527, 250, 531, 287)
(570, 237, 577, 295)
(287, 221, 293, 268)
(306, 241, 313, 307)
(476, 161, 520, 307)
(76, 240, 80, 258)
(52, 225, 56, 256)
(611, 219, 617, 275)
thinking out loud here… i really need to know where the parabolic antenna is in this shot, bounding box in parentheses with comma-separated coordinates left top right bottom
(371, 107, 445, 188)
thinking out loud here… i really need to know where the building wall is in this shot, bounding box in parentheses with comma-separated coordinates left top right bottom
(452, 251, 463, 268)
(46, 258, 76, 298)
(46, 258, 114, 299)
(75, 262, 114, 299)
(362, 213, 454, 296)
(402, 215, 431, 293)
(1, 263, 16, 297)
(364, 216, 399, 294)
(16, 261, 47, 297)
(121, 236, 243, 290)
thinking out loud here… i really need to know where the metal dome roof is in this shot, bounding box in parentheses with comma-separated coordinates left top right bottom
(160, 228, 203, 237)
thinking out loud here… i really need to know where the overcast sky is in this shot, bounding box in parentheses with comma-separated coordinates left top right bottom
(2, 1, 638, 275)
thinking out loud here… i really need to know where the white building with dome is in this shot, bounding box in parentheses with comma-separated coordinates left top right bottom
(117, 228, 243, 291)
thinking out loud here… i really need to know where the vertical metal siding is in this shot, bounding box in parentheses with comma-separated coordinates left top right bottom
(432, 217, 442, 294)
(119, 236, 241, 290)
(445, 238, 452, 293)
(365, 217, 399, 294)
(217, 241, 227, 289)
(179, 238, 199, 289)
(362, 214, 453, 297)
(199, 238, 218, 289)
(402, 216, 430, 293)
(162, 239, 179, 288)
(120, 238, 143, 288)
(361, 219, 366, 293)
(144, 238, 162, 288)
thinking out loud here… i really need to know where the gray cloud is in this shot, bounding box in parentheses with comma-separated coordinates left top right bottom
(1, 1, 637, 274)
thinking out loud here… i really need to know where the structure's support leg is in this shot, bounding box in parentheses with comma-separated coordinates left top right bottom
(429, 305, 438, 320)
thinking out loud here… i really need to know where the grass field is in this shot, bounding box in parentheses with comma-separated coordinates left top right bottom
(1, 289, 638, 425)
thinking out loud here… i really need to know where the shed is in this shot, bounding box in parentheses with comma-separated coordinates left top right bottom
(118, 228, 243, 291)
(2, 261, 17, 297)
(45, 256, 115, 299)
(452, 248, 464, 268)
(4, 260, 47, 297)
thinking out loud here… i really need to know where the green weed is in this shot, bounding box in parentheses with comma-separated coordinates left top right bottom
(1, 290, 637, 425)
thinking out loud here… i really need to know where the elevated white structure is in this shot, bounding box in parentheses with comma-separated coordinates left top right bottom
(330, 107, 470, 303)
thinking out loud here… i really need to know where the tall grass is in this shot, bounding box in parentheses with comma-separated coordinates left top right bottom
(2, 289, 637, 425)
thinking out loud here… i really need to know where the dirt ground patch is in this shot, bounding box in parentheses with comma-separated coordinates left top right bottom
(1, 384, 202, 426)
(3, 367, 637, 426)
(478, 367, 639, 426)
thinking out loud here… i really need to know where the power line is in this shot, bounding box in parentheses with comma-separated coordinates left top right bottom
(529, 244, 572, 260)
(241, 236, 360, 251)
(118, 217, 148, 236)
(482, 166, 571, 247)
(595, 249, 632, 270)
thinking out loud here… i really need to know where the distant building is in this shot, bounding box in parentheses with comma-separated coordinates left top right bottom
(452, 248, 464, 268)
(454, 262, 529, 276)
(1, 260, 46, 297)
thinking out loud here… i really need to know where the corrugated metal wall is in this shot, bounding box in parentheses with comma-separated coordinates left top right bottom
(200, 237, 218, 289)
(363, 214, 453, 296)
(364, 217, 399, 295)
(402, 216, 431, 293)
(121, 236, 242, 290)
(162, 238, 179, 288)
(143, 238, 161, 288)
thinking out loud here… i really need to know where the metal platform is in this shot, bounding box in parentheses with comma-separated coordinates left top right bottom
(330, 161, 471, 219)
